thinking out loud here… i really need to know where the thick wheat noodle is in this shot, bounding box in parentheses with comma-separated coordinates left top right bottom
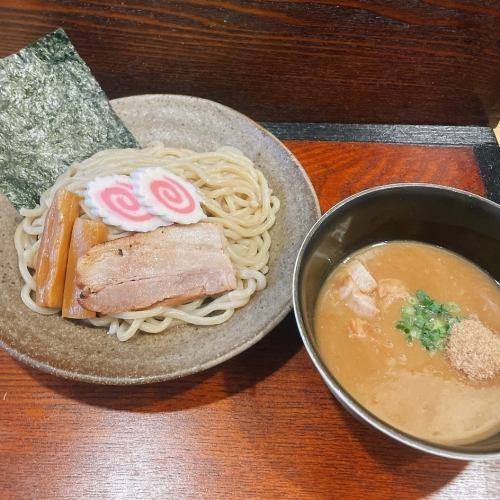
(15, 144, 279, 341)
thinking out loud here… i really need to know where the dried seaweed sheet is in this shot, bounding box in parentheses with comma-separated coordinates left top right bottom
(0, 29, 138, 210)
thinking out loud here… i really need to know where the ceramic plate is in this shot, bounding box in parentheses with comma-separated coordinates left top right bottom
(0, 94, 320, 384)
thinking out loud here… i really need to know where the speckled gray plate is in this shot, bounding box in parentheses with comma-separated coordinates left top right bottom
(0, 94, 320, 384)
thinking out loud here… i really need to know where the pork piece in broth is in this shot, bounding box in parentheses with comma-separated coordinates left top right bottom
(377, 278, 409, 309)
(346, 260, 377, 293)
(337, 259, 379, 318)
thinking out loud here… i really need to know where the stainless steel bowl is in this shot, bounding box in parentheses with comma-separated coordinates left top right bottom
(293, 184, 500, 460)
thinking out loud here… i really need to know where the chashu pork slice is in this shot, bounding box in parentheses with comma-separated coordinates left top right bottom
(77, 222, 237, 314)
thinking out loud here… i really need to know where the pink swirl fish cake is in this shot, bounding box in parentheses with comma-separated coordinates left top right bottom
(131, 167, 206, 225)
(84, 175, 165, 232)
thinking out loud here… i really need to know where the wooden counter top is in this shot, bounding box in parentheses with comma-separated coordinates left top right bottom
(1, 139, 498, 499)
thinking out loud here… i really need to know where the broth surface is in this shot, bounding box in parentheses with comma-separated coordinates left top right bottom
(315, 241, 500, 445)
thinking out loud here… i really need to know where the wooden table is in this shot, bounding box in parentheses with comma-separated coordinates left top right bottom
(1, 131, 499, 499)
(1, 1, 499, 126)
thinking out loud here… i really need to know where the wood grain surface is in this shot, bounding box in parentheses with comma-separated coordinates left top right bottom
(0, 0, 499, 126)
(287, 141, 485, 212)
(1, 141, 498, 500)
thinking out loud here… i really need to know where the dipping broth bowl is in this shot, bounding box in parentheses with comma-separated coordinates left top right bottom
(293, 183, 500, 460)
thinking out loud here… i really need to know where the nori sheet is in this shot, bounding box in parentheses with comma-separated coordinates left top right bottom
(0, 29, 138, 210)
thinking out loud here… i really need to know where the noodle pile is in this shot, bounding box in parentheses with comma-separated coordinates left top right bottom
(15, 144, 280, 341)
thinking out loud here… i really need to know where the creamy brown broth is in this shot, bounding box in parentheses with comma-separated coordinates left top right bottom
(315, 241, 500, 445)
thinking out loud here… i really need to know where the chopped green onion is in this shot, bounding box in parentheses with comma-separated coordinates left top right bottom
(395, 289, 462, 352)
